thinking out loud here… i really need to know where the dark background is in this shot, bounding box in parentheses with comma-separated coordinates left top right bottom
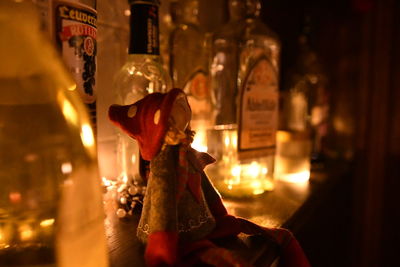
(265, 0, 400, 266)
(197, 0, 400, 266)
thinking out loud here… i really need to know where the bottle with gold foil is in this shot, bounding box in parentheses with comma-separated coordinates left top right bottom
(207, 0, 280, 197)
(169, 0, 213, 152)
(0, 1, 108, 266)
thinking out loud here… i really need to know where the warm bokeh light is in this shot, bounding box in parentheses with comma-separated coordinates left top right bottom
(61, 162, 73, 175)
(40, 218, 55, 228)
(67, 84, 77, 91)
(278, 170, 310, 183)
(61, 99, 78, 125)
(275, 130, 311, 184)
(206, 125, 274, 197)
(80, 124, 95, 148)
(102, 177, 112, 187)
(19, 224, 34, 241)
(191, 128, 208, 152)
(9, 192, 22, 203)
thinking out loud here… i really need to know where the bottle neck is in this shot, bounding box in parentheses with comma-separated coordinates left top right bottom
(170, 1, 182, 24)
(181, 0, 200, 25)
(129, 3, 160, 55)
(228, 0, 246, 22)
(245, 0, 261, 19)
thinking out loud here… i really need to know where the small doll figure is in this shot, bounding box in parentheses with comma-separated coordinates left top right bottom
(108, 89, 310, 267)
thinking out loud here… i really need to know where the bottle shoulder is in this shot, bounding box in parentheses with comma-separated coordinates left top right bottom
(170, 23, 204, 38)
(114, 55, 171, 103)
(242, 19, 280, 44)
(213, 20, 246, 41)
(115, 55, 166, 75)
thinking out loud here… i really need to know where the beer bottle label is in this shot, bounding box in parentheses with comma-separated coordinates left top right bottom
(54, 1, 97, 127)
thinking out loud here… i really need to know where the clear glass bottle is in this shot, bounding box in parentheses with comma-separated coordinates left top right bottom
(169, 0, 213, 152)
(0, 1, 108, 266)
(275, 15, 329, 182)
(158, 0, 179, 75)
(113, 0, 171, 186)
(32, 0, 99, 133)
(207, 0, 280, 197)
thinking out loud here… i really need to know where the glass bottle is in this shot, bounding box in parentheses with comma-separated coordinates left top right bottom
(113, 0, 171, 187)
(158, 0, 179, 75)
(207, 0, 280, 197)
(169, 0, 212, 152)
(0, 1, 108, 266)
(275, 15, 329, 182)
(297, 16, 329, 166)
(32, 0, 98, 133)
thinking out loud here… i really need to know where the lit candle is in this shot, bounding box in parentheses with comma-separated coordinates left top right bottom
(205, 125, 274, 198)
(274, 130, 311, 183)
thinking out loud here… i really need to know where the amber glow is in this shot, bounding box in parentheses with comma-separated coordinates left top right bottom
(61, 162, 73, 175)
(277, 170, 310, 183)
(60, 96, 79, 126)
(80, 124, 95, 148)
(275, 130, 311, 183)
(19, 224, 34, 241)
(67, 84, 77, 91)
(0, 230, 4, 243)
(40, 218, 55, 228)
(214, 128, 273, 196)
(191, 128, 208, 152)
(102, 177, 112, 187)
(9, 192, 22, 203)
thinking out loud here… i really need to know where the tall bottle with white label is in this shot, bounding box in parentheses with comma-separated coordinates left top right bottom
(32, 0, 98, 132)
(208, 0, 280, 197)
(113, 0, 171, 186)
(0, 1, 108, 266)
(54, 0, 98, 132)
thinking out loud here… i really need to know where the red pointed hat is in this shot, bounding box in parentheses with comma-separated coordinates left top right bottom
(108, 88, 188, 161)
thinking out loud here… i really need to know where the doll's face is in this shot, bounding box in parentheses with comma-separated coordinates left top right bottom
(164, 94, 191, 145)
(169, 94, 191, 132)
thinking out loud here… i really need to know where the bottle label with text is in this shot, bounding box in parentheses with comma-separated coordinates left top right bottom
(238, 56, 278, 160)
(129, 3, 159, 55)
(54, 1, 97, 127)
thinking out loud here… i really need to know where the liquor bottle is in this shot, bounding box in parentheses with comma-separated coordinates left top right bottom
(113, 0, 171, 186)
(207, 0, 280, 197)
(275, 15, 329, 182)
(32, 0, 98, 133)
(169, 0, 212, 152)
(0, 1, 108, 266)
